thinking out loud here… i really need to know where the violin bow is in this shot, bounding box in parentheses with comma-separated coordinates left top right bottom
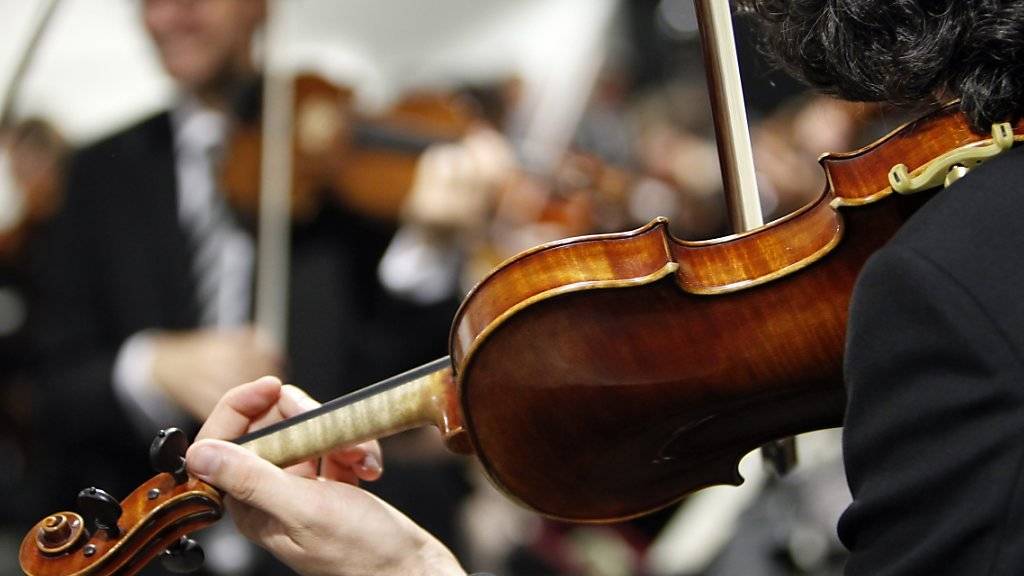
(0, 0, 63, 133)
(254, 0, 294, 351)
(693, 0, 797, 474)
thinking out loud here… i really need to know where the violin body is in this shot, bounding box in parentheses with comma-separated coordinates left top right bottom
(450, 102, 1015, 521)
(453, 194, 927, 521)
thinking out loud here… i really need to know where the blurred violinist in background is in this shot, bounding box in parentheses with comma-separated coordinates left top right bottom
(28, 0, 511, 573)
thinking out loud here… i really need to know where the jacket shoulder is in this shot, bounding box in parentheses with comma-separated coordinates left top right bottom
(71, 112, 173, 169)
(867, 143, 1024, 358)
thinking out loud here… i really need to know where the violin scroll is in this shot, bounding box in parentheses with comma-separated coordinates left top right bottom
(32, 513, 87, 556)
(19, 430, 223, 576)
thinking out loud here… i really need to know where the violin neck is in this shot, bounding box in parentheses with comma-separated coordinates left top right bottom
(234, 357, 461, 467)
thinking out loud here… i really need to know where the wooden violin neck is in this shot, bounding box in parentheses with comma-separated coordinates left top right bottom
(235, 357, 469, 467)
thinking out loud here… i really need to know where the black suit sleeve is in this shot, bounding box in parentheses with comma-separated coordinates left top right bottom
(839, 244, 1024, 576)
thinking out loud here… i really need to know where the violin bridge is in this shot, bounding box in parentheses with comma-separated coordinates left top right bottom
(888, 122, 1014, 194)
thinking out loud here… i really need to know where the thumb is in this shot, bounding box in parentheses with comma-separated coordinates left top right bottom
(186, 439, 294, 515)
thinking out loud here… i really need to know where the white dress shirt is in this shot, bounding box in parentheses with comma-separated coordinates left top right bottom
(111, 94, 464, 438)
(112, 96, 255, 434)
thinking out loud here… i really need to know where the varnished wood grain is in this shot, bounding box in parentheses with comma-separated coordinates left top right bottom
(447, 106, 965, 521)
(825, 102, 1024, 204)
(241, 367, 462, 467)
(20, 475, 221, 576)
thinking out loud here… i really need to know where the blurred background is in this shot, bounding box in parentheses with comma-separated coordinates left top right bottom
(0, 1, 905, 574)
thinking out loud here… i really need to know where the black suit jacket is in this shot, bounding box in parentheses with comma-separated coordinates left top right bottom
(31, 113, 456, 510)
(839, 145, 1024, 574)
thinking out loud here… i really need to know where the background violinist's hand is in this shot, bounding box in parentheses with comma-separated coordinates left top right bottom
(185, 377, 467, 576)
(150, 326, 283, 420)
(402, 126, 515, 232)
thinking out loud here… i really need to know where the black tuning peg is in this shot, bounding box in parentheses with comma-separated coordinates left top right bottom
(161, 536, 205, 573)
(151, 427, 189, 484)
(77, 487, 122, 538)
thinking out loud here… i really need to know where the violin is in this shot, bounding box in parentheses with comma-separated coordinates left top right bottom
(22, 5, 1024, 576)
(222, 73, 481, 223)
(19, 100, 1020, 576)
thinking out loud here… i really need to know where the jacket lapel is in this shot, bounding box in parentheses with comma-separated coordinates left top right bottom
(135, 113, 200, 329)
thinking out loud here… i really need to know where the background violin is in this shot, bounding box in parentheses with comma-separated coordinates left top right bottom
(221, 73, 483, 224)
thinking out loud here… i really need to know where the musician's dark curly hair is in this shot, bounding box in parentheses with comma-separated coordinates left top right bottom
(737, 0, 1024, 131)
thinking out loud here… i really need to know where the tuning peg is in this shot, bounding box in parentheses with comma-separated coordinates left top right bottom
(161, 536, 205, 573)
(151, 427, 189, 484)
(76, 487, 121, 538)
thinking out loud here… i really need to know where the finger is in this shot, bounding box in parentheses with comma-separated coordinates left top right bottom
(464, 128, 512, 184)
(283, 459, 320, 479)
(196, 377, 283, 442)
(327, 440, 380, 466)
(244, 385, 323, 477)
(321, 456, 372, 485)
(279, 384, 320, 417)
(187, 439, 301, 520)
(323, 440, 383, 482)
(245, 383, 317, 433)
(223, 497, 274, 544)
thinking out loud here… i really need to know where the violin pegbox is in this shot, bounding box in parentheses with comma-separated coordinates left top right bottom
(19, 430, 223, 576)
